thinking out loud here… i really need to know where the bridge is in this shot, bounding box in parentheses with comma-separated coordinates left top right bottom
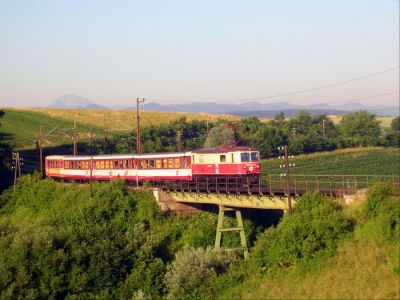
(151, 174, 399, 259)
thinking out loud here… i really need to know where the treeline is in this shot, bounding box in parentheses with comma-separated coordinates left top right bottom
(83, 110, 399, 158)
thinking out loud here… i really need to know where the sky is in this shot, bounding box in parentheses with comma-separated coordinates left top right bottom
(0, 0, 399, 107)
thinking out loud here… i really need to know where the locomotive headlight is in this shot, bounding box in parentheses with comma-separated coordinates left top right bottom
(249, 166, 254, 171)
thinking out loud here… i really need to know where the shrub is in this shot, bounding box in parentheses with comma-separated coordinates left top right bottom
(364, 182, 399, 240)
(164, 247, 235, 299)
(252, 193, 351, 272)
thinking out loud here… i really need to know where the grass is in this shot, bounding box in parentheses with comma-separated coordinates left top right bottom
(243, 239, 399, 299)
(238, 199, 400, 300)
(328, 115, 395, 129)
(0, 108, 239, 149)
(23, 108, 240, 129)
(0, 109, 99, 149)
(261, 147, 400, 176)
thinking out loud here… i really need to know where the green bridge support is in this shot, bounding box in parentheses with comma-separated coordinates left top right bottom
(215, 205, 249, 260)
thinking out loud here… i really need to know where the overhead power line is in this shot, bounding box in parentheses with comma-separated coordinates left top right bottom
(147, 66, 399, 104)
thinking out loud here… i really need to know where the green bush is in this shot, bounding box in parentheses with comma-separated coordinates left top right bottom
(364, 182, 399, 240)
(164, 247, 236, 299)
(251, 193, 351, 272)
(0, 175, 168, 298)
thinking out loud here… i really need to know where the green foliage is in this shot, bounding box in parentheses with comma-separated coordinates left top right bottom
(0, 175, 168, 298)
(364, 182, 399, 240)
(204, 125, 235, 148)
(339, 111, 381, 146)
(164, 247, 236, 299)
(391, 116, 400, 131)
(251, 193, 351, 272)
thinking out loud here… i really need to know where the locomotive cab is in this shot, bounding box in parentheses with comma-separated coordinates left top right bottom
(191, 147, 260, 177)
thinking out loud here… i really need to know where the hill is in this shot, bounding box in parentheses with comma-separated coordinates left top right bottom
(49, 94, 109, 109)
(0, 108, 240, 149)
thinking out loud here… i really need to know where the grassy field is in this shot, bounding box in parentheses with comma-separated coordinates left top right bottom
(0, 108, 239, 149)
(328, 115, 395, 129)
(261, 147, 400, 176)
(25, 108, 240, 129)
(240, 200, 400, 299)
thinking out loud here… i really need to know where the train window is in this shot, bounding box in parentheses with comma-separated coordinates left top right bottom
(163, 159, 168, 169)
(231, 154, 234, 163)
(199, 155, 204, 163)
(156, 159, 161, 168)
(241, 152, 250, 162)
(114, 160, 119, 169)
(149, 160, 155, 168)
(123, 160, 128, 169)
(168, 159, 173, 168)
(220, 155, 226, 163)
(100, 161, 104, 169)
(174, 158, 180, 168)
(251, 152, 259, 162)
(186, 156, 191, 168)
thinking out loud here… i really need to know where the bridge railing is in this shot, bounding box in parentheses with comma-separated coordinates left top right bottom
(150, 175, 400, 197)
(261, 175, 400, 196)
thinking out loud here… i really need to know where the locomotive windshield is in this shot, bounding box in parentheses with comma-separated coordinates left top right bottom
(240, 152, 250, 162)
(251, 152, 259, 162)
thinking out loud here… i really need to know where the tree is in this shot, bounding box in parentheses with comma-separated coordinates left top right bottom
(204, 125, 235, 148)
(391, 116, 400, 132)
(339, 111, 381, 146)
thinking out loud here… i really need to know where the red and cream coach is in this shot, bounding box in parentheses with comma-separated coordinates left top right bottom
(45, 147, 260, 182)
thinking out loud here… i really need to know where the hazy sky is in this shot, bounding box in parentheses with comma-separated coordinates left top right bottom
(0, 0, 399, 107)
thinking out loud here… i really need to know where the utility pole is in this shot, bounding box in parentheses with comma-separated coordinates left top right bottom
(136, 97, 145, 154)
(322, 118, 326, 138)
(12, 152, 23, 191)
(103, 114, 108, 153)
(279, 146, 295, 214)
(176, 130, 182, 152)
(39, 125, 43, 177)
(73, 114, 78, 155)
(90, 130, 93, 197)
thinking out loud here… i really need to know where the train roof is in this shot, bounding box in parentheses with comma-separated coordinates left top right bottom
(46, 152, 192, 160)
(192, 147, 257, 154)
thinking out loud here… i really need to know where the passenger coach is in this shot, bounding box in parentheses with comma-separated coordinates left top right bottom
(45, 147, 260, 182)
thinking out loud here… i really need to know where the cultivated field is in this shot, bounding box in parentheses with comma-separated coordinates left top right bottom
(261, 147, 400, 176)
(0, 108, 240, 149)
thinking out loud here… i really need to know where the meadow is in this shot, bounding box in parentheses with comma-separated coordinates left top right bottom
(0, 108, 239, 149)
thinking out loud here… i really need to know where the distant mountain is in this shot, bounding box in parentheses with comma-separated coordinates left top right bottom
(229, 109, 351, 118)
(49, 94, 109, 110)
(48, 96, 398, 116)
(138, 101, 301, 114)
(137, 101, 398, 116)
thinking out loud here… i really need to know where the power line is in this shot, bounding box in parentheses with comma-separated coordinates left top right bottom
(324, 91, 399, 105)
(146, 66, 399, 104)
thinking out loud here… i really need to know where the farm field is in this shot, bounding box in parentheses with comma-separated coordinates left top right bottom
(327, 115, 395, 129)
(0, 108, 239, 149)
(20, 108, 239, 129)
(261, 147, 400, 176)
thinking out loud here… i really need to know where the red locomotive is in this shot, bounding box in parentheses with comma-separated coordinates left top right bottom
(45, 147, 260, 182)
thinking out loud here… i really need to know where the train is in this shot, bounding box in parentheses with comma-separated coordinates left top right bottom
(45, 147, 260, 183)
